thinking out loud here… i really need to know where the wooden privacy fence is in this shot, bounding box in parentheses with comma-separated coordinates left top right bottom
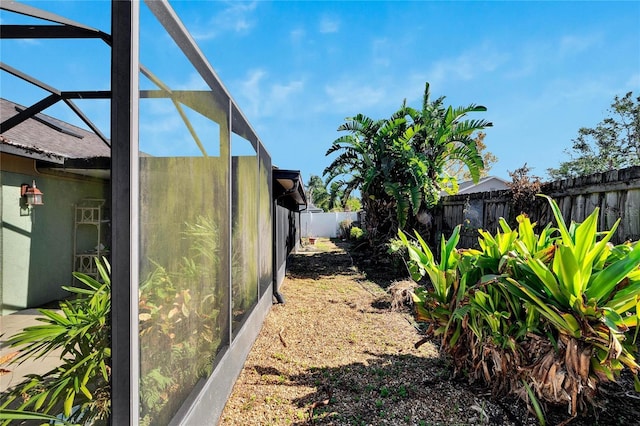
(432, 166, 640, 248)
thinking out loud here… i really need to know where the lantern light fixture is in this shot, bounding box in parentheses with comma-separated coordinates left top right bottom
(21, 180, 44, 206)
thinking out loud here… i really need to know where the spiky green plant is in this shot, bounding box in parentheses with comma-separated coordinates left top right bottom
(396, 195, 640, 422)
(0, 258, 111, 425)
(502, 195, 640, 415)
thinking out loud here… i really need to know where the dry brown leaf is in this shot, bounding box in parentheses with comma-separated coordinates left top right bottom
(0, 351, 19, 365)
(278, 327, 287, 348)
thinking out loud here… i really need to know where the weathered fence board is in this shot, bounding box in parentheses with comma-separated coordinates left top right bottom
(433, 166, 640, 248)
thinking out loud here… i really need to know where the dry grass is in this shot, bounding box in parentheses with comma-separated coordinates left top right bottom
(219, 239, 529, 425)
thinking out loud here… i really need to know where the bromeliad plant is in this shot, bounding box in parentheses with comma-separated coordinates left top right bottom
(397, 195, 640, 422)
(0, 258, 111, 425)
(396, 224, 463, 347)
(503, 195, 640, 416)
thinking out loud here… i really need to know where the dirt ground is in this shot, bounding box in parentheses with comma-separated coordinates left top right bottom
(219, 238, 639, 426)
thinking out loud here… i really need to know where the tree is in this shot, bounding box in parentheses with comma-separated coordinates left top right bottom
(324, 82, 492, 249)
(445, 132, 497, 181)
(306, 175, 361, 212)
(323, 110, 413, 245)
(345, 196, 362, 212)
(548, 92, 639, 180)
(401, 82, 493, 207)
(306, 175, 330, 211)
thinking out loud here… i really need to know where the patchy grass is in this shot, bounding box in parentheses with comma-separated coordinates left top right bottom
(220, 239, 533, 425)
(221, 239, 640, 425)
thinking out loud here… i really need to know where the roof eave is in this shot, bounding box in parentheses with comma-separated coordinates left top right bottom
(0, 142, 65, 164)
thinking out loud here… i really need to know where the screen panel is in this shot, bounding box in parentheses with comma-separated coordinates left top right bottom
(231, 134, 258, 336)
(137, 3, 231, 424)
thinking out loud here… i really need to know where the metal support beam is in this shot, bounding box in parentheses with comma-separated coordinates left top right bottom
(0, 24, 111, 43)
(0, 61, 110, 145)
(0, 93, 60, 133)
(0, 61, 61, 95)
(0, 1, 110, 38)
(110, 0, 139, 424)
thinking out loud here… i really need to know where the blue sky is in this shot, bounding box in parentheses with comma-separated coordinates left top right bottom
(2, 1, 639, 183)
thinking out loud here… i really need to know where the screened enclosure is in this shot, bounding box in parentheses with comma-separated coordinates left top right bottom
(1, 1, 291, 424)
(134, 2, 277, 423)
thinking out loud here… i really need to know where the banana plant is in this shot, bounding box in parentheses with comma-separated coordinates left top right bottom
(464, 217, 544, 349)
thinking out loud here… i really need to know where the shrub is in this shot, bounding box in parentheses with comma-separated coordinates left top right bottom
(397, 195, 640, 422)
(350, 226, 364, 240)
(338, 219, 353, 239)
(507, 163, 542, 220)
(0, 258, 111, 425)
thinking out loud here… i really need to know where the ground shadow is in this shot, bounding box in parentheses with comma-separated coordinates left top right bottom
(282, 240, 640, 425)
(262, 348, 640, 426)
(256, 351, 536, 425)
(337, 240, 408, 289)
(286, 248, 358, 281)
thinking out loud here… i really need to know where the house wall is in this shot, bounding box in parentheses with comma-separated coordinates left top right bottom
(1, 153, 108, 314)
(457, 177, 509, 194)
(274, 205, 301, 291)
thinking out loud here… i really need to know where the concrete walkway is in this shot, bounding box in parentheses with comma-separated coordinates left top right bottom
(0, 308, 63, 393)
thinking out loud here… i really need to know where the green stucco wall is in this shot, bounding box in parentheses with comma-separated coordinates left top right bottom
(1, 171, 108, 315)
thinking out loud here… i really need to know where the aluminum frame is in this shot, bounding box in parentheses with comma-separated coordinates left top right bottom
(2, 1, 280, 423)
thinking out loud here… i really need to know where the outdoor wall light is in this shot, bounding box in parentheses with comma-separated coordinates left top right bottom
(21, 180, 44, 206)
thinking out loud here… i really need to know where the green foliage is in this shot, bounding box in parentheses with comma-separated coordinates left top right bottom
(324, 82, 492, 248)
(0, 258, 111, 425)
(548, 91, 639, 179)
(350, 226, 364, 240)
(0, 409, 79, 425)
(396, 225, 467, 347)
(307, 174, 360, 212)
(345, 196, 362, 212)
(396, 196, 640, 420)
(445, 132, 497, 181)
(139, 215, 221, 425)
(307, 175, 331, 211)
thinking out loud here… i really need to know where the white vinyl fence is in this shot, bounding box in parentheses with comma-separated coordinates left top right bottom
(300, 211, 359, 238)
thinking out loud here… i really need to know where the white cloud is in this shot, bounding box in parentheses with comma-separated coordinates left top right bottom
(426, 44, 508, 85)
(290, 27, 305, 43)
(319, 15, 340, 34)
(372, 38, 390, 67)
(234, 69, 305, 118)
(191, 1, 258, 41)
(505, 33, 602, 79)
(18, 39, 41, 46)
(270, 81, 304, 104)
(558, 33, 602, 57)
(323, 79, 387, 114)
(237, 69, 266, 117)
(174, 72, 211, 91)
(317, 73, 441, 119)
(625, 73, 640, 91)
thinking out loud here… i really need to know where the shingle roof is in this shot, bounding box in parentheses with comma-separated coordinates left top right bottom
(456, 176, 509, 194)
(0, 98, 110, 163)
